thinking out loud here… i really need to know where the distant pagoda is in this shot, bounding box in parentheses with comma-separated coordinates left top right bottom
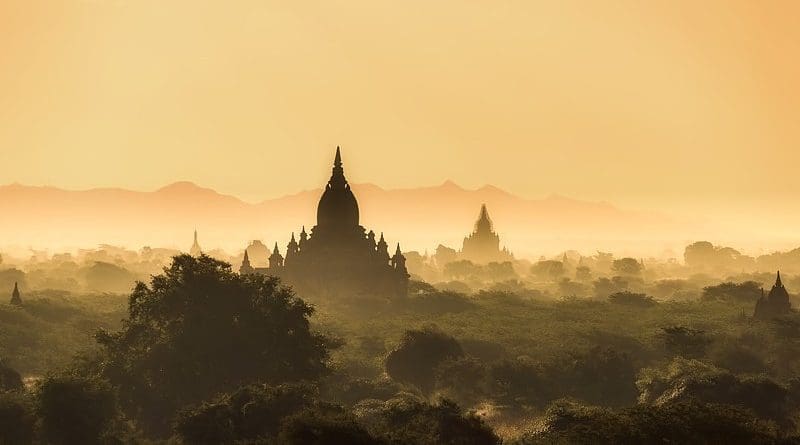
(459, 204, 513, 264)
(10, 282, 22, 306)
(189, 230, 202, 257)
(240, 147, 409, 299)
(754, 271, 792, 319)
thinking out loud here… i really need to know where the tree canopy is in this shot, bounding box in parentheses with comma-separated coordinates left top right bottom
(93, 254, 338, 435)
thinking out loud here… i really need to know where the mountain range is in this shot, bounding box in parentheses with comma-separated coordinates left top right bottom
(0, 181, 695, 258)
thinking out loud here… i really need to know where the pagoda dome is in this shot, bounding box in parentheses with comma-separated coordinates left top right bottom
(317, 147, 359, 229)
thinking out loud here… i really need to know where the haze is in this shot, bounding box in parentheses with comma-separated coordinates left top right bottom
(1, 0, 799, 251)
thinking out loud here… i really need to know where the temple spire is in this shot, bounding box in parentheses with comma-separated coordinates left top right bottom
(189, 229, 202, 256)
(327, 146, 347, 189)
(10, 282, 21, 305)
(474, 203, 494, 234)
(776, 271, 783, 288)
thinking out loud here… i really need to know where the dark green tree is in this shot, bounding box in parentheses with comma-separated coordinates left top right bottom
(94, 254, 338, 436)
(370, 397, 500, 445)
(37, 375, 118, 445)
(278, 408, 377, 445)
(0, 391, 35, 445)
(386, 327, 464, 393)
(0, 359, 23, 392)
(611, 258, 643, 277)
(176, 383, 320, 444)
(702, 281, 762, 303)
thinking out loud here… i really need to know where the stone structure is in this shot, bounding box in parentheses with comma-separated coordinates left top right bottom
(754, 271, 792, 319)
(10, 282, 21, 306)
(189, 230, 203, 257)
(459, 204, 513, 264)
(240, 148, 409, 298)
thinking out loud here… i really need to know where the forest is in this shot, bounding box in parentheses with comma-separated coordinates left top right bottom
(1, 242, 800, 444)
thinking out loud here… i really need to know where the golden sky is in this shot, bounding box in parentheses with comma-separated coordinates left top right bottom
(1, 0, 798, 218)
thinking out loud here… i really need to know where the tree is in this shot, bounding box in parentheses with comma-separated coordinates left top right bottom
(444, 260, 479, 280)
(0, 391, 35, 445)
(611, 258, 642, 277)
(660, 326, 710, 358)
(366, 397, 500, 445)
(0, 359, 23, 392)
(637, 358, 798, 432)
(37, 375, 118, 445)
(176, 383, 321, 444)
(608, 291, 656, 308)
(434, 245, 458, 268)
(530, 260, 564, 282)
(435, 356, 490, 406)
(684, 241, 754, 271)
(592, 276, 628, 298)
(513, 399, 780, 444)
(702, 281, 761, 303)
(486, 262, 517, 281)
(558, 278, 587, 297)
(278, 408, 376, 445)
(386, 327, 464, 393)
(575, 265, 592, 282)
(94, 254, 338, 436)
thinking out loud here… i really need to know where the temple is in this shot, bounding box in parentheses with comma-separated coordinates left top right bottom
(754, 271, 792, 319)
(189, 230, 203, 257)
(459, 204, 513, 264)
(240, 147, 409, 298)
(10, 282, 22, 306)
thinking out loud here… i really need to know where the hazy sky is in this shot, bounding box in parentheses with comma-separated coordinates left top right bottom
(1, 0, 798, 214)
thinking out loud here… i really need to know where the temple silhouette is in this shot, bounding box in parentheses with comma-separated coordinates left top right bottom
(189, 230, 202, 257)
(459, 204, 513, 264)
(754, 271, 792, 319)
(10, 282, 22, 306)
(240, 147, 409, 298)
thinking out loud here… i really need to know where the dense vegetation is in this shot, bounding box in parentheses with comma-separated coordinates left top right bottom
(2, 250, 800, 443)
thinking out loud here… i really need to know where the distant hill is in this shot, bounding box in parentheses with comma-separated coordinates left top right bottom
(0, 181, 693, 258)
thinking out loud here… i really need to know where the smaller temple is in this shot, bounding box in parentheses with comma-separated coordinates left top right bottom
(190, 230, 203, 257)
(754, 271, 792, 319)
(459, 204, 513, 264)
(240, 250, 254, 275)
(10, 282, 22, 306)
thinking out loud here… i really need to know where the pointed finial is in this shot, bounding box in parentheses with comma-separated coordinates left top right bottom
(379, 232, 385, 242)
(334, 146, 342, 168)
(776, 271, 783, 287)
(395, 243, 402, 255)
(291, 232, 296, 242)
(243, 249, 249, 260)
(273, 242, 279, 253)
(13, 282, 18, 292)
(301, 225, 306, 234)
(194, 229, 198, 242)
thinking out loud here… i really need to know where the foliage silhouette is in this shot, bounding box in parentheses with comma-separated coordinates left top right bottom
(0, 391, 35, 445)
(93, 254, 338, 436)
(386, 327, 464, 393)
(37, 375, 119, 445)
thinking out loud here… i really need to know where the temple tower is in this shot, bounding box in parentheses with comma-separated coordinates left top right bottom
(190, 230, 203, 257)
(240, 250, 254, 275)
(10, 282, 22, 306)
(754, 271, 792, 319)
